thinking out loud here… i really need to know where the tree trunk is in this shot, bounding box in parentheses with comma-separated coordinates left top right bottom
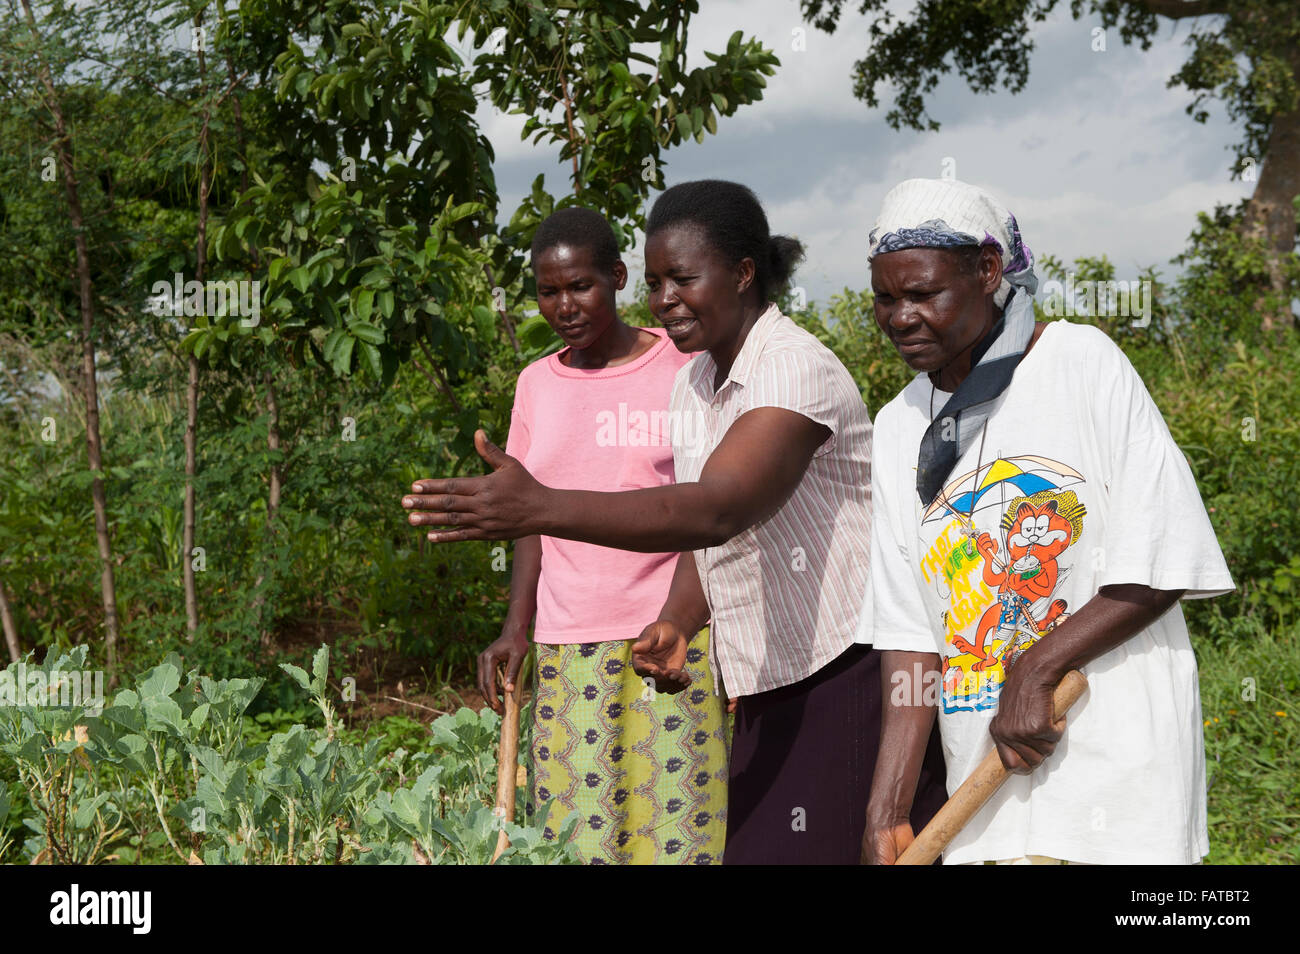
(1241, 62, 1300, 337)
(265, 369, 282, 518)
(255, 367, 282, 649)
(0, 576, 20, 663)
(182, 354, 199, 638)
(22, 0, 120, 680)
(185, 10, 213, 641)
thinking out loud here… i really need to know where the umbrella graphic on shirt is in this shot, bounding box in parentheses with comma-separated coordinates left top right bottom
(926, 455, 1088, 690)
(921, 455, 1086, 586)
(921, 455, 1085, 527)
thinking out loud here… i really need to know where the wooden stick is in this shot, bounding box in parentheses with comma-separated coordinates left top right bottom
(381, 696, 449, 716)
(895, 669, 1089, 866)
(490, 670, 522, 863)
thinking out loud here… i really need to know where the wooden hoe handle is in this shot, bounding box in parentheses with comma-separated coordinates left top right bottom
(894, 669, 1089, 866)
(491, 670, 523, 863)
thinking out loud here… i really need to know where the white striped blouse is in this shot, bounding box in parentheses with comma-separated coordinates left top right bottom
(669, 303, 874, 698)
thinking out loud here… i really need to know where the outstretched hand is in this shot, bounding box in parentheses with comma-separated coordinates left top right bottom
(402, 430, 545, 542)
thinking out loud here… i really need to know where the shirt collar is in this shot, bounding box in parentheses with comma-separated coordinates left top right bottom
(688, 303, 783, 401)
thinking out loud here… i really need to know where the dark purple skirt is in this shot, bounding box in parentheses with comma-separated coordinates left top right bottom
(723, 643, 948, 864)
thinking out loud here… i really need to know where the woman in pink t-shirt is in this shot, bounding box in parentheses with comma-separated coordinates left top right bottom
(474, 208, 727, 864)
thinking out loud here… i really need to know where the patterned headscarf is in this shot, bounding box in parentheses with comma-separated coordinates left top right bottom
(867, 178, 1037, 308)
(868, 178, 1040, 506)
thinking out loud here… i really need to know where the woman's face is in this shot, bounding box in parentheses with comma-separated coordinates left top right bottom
(870, 246, 1002, 375)
(533, 243, 627, 350)
(644, 223, 753, 353)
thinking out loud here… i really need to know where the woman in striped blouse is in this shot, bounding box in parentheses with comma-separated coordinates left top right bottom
(403, 181, 947, 863)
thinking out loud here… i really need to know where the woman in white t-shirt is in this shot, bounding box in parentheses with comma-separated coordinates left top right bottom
(858, 178, 1234, 865)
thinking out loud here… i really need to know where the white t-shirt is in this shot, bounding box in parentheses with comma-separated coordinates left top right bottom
(857, 320, 1234, 864)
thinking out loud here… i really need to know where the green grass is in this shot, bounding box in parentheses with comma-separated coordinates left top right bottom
(1199, 620, 1300, 864)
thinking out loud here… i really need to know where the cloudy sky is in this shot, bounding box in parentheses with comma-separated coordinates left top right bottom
(475, 0, 1250, 305)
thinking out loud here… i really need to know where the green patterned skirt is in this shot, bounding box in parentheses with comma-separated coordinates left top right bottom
(525, 629, 728, 864)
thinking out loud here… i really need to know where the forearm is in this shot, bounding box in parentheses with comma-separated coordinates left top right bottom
(532, 408, 830, 552)
(656, 550, 711, 633)
(868, 650, 941, 824)
(1018, 584, 1185, 682)
(411, 408, 827, 549)
(536, 482, 735, 553)
(500, 535, 542, 636)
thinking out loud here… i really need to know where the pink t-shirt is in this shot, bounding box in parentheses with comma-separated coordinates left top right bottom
(506, 327, 693, 644)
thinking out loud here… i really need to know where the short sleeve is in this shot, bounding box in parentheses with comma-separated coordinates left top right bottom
(743, 347, 851, 458)
(668, 361, 695, 477)
(1083, 328, 1234, 598)
(505, 369, 532, 463)
(860, 417, 943, 652)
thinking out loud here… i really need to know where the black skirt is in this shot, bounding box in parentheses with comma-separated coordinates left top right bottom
(723, 643, 948, 864)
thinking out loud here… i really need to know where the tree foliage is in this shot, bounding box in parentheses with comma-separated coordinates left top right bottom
(801, 0, 1300, 328)
(799, 0, 1297, 163)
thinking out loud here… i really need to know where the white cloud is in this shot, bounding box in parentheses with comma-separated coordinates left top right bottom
(482, 0, 1252, 303)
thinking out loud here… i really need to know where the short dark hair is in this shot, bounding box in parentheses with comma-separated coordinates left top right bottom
(647, 180, 804, 302)
(530, 207, 621, 273)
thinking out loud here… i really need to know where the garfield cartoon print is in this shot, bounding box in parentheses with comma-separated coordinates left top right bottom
(917, 456, 1087, 713)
